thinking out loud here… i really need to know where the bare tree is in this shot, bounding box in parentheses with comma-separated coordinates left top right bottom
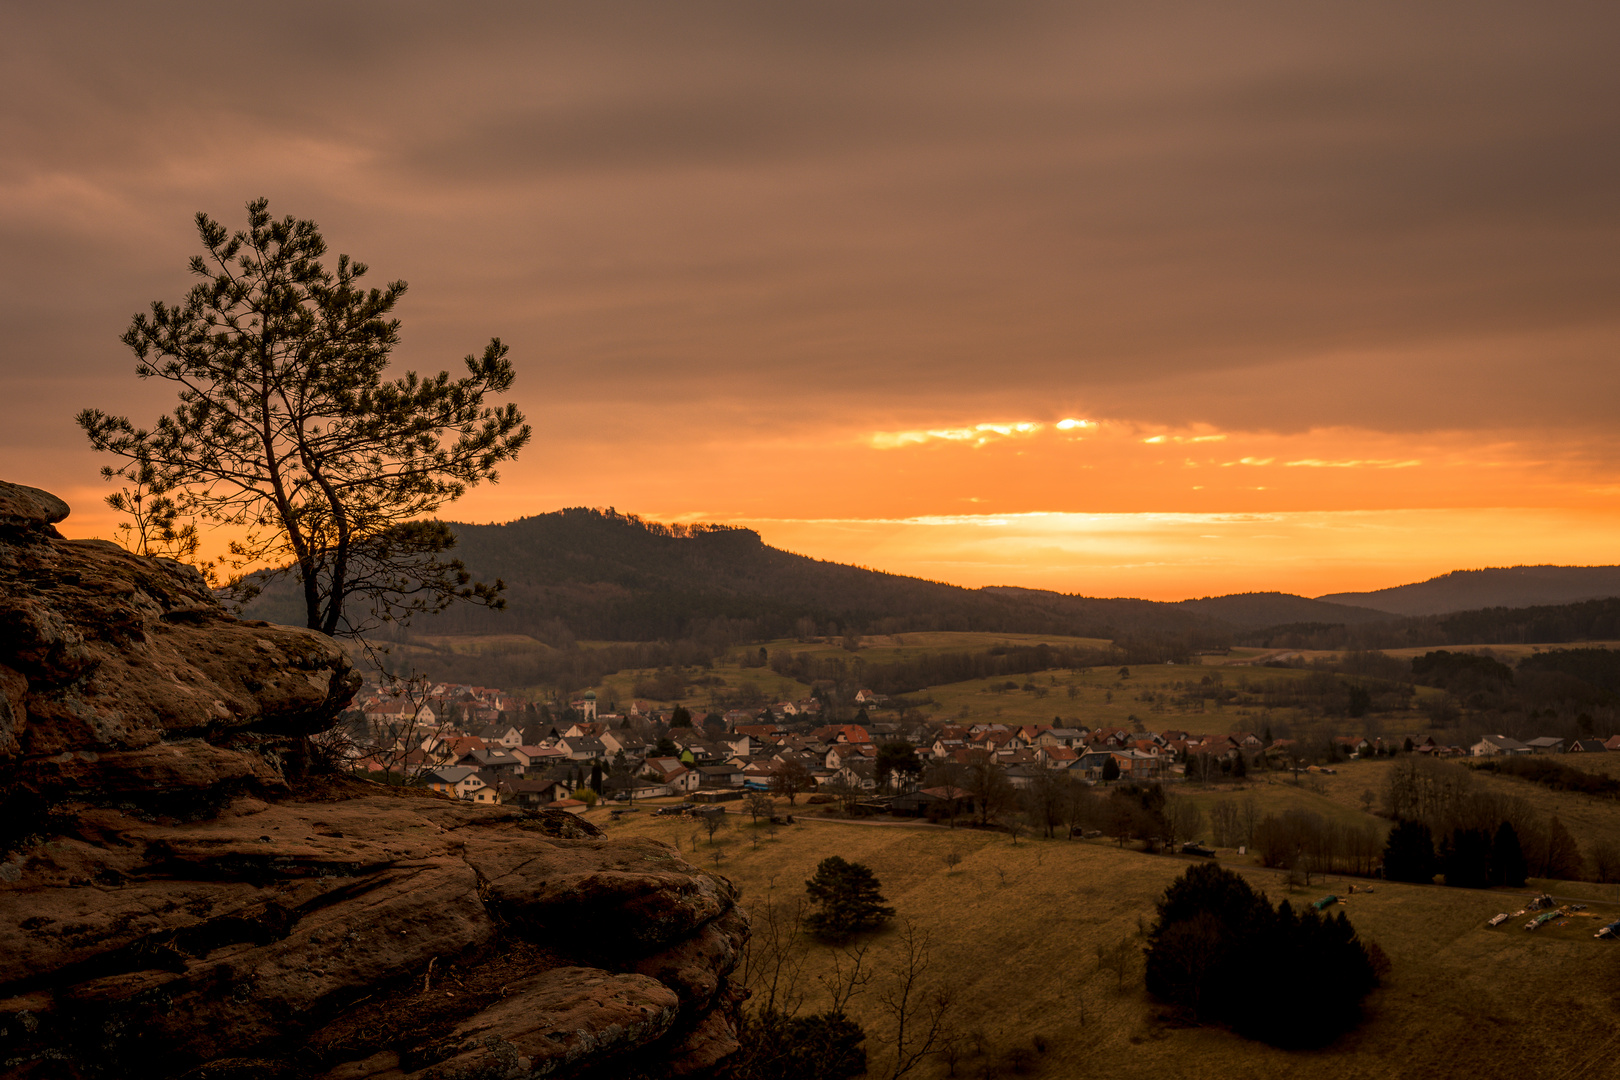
(744, 790, 776, 824)
(1209, 799, 1240, 847)
(770, 758, 814, 805)
(1240, 795, 1260, 847)
(823, 777, 864, 815)
(1162, 794, 1204, 850)
(878, 920, 954, 1080)
(739, 885, 808, 1018)
(1029, 764, 1070, 838)
(701, 809, 728, 845)
(1591, 839, 1620, 884)
(818, 942, 874, 1015)
(346, 671, 455, 778)
(925, 762, 968, 829)
(1095, 936, 1132, 989)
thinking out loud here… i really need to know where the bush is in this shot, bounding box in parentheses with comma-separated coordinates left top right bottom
(1146, 864, 1379, 1048)
(731, 1009, 865, 1080)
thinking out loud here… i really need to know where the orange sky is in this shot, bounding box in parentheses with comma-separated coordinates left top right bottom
(5, 3, 1619, 601)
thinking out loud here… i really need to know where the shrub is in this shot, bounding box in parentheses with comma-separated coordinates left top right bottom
(731, 1009, 865, 1080)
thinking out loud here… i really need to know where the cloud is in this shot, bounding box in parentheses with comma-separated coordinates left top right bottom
(7, 3, 1620, 595)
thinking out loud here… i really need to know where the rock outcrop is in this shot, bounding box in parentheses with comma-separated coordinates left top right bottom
(0, 481, 747, 1079)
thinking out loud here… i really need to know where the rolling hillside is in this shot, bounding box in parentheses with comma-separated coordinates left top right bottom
(1320, 565, 1620, 616)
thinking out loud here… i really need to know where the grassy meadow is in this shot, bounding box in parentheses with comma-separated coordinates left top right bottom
(590, 795, 1620, 1080)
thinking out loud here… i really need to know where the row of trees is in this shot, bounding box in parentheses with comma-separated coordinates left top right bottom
(1381, 757, 1605, 882)
(767, 643, 1114, 698)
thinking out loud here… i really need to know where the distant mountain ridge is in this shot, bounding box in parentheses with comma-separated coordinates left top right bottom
(1319, 566, 1620, 617)
(241, 510, 1618, 644)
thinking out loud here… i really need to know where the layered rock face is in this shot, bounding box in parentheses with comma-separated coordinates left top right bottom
(0, 481, 747, 1079)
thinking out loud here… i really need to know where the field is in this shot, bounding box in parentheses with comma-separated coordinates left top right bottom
(591, 796, 1620, 1080)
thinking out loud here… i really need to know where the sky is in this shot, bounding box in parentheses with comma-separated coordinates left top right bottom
(3, 2, 1618, 601)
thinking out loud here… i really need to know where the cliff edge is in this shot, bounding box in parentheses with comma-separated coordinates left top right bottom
(0, 481, 746, 1079)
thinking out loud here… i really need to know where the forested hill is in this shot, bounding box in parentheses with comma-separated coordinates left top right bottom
(1319, 565, 1620, 617)
(408, 509, 1230, 643)
(1171, 592, 1395, 629)
(239, 510, 1620, 651)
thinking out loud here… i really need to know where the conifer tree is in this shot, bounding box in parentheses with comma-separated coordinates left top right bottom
(1490, 821, 1528, 888)
(804, 856, 896, 938)
(79, 198, 530, 637)
(1381, 820, 1437, 884)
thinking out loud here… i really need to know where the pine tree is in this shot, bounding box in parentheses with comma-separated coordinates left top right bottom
(79, 198, 529, 637)
(1381, 820, 1437, 884)
(1441, 828, 1492, 889)
(804, 856, 896, 938)
(1490, 821, 1528, 888)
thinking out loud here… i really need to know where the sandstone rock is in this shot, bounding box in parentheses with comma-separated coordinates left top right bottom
(0, 482, 746, 1079)
(0, 479, 360, 810)
(0, 480, 70, 532)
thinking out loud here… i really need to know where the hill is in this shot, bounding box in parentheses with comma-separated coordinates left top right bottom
(1320, 565, 1620, 616)
(1172, 591, 1395, 629)
(248, 509, 1230, 644)
(242, 511, 1620, 657)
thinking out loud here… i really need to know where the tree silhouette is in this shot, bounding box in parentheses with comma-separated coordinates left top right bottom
(79, 198, 528, 636)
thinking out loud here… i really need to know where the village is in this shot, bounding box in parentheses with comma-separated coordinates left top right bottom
(343, 680, 1620, 819)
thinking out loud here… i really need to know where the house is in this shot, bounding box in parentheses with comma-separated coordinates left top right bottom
(431, 735, 487, 763)
(826, 743, 877, 770)
(697, 764, 745, 788)
(455, 746, 522, 777)
(1565, 739, 1608, 753)
(891, 786, 974, 817)
(600, 729, 649, 759)
(423, 766, 489, 801)
(1004, 764, 1042, 790)
(1524, 736, 1566, 754)
(1471, 734, 1530, 756)
(1605, 735, 1620, 752)
(1116, 750, 1164, 779)
(512, 744, 568, 770)
(834, 759, 879, 792)
(495, 777, 571, 809)
(550, 797, 588, 816)
(723, 733, 760, 758)
(1037, 745, 1082, 770)
(569, 692, 598, 721)
(644, 757, 702, 793)
(472, 724, 524, 748)
(1036, 728, 1088, 749)
(558, 736, 607, 762)
(974, 730, 1024, 753)
(810, 725, 871, 745)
